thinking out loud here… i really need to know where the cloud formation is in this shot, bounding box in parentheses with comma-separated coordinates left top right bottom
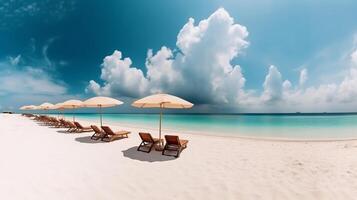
(299, 68, 308, 87)
(0, 56, 67, 96)
(86, 50, 149, 97)
(261, 65, 284, 103)
(87, 8, 249, 104)
(257, 48, 357, 112)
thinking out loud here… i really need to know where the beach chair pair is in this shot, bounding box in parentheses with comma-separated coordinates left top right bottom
(137, 133, 188, 157)
(91, 125, 130, 142)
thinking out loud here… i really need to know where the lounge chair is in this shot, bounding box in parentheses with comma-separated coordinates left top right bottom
(59, 119, 70, 128)
(90, 125, 105, 140)
(48, 118, 61, 127)
(101, 126, 130, 142)
(66, 121, 77, 133)
(137, 132, 162, 153)
(162, 135, 188, 158)
(74, 122, 93, 133)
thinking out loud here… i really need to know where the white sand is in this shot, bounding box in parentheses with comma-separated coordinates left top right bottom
(1, 114, 357, 200)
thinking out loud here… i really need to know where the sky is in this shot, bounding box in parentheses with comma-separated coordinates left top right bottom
(1, 0, 357, 113)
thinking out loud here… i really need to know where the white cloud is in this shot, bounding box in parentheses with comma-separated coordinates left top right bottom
(9, 55, 21, 66)
(351, 49, 357, 66)
(299, 68, 308, 87)
(261, 65, 284, 103)
(145, 46, 181, 93)
(87, 50, 149, 98)
(87, 8, 249, 104)
(0, 58, 67, 95)
(255, 48, 357, 112)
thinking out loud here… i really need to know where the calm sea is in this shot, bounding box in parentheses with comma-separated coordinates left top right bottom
(52, 113, 357, 139)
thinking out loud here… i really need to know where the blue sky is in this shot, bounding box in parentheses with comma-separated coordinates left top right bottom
(1, 0, 357, 113)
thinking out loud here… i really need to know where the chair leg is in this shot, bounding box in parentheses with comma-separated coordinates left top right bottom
(137, 142, 144, 151)
(147, 143, 154, 153)
(91, 133, 100, 140)
(162, 145, 182, 158)
(162, 144, 168, 156)
(137, 142, 152, 153)
(100, 135, 109, 142)
(175, 148, 182, 158)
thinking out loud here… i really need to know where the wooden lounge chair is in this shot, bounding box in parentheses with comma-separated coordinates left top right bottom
(101, 126, 130, 142)
(74, 122, 93, 133)
(162, 135, 188, 158)
(66, 121, 77, 133)
(90, 125, 105, 140)
(137, 132, 162, 153)
(59, 119, 70, 128)
(49, 118, 61, 127)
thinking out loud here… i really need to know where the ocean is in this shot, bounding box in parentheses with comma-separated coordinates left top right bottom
(50, 113, 357, 140)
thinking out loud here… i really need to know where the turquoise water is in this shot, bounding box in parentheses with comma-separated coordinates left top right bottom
(56, 113, 357, 139)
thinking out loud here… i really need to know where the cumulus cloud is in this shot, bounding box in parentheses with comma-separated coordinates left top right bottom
(299, 68, 308, 87)
(86, 50, 149, 97)
(351, 49, 357, 65)
(261, 65, 284, 103)
(256, 48, 357, 112)
(87, 8, 249, 104)
(145, 46, 180, 93)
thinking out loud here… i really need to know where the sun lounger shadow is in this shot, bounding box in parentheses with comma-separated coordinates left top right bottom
(75, 136, 104, 144)
(122, 146, 175, 162)
(56, 130, 71, 134)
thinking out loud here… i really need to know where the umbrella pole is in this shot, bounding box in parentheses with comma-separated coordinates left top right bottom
(100, 106, 103, 127)
(159, 104, 163, 147)
(73, 106, 75, 122)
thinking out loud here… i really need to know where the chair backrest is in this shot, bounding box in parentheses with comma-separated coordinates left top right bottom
(101, 126, 114, 135)
(91, 125, 101, 133)
(74, 122, 83, 129)
(139, 132, 154, 143)
(164, 135, 180, 145)
(67, 121, 76, 128)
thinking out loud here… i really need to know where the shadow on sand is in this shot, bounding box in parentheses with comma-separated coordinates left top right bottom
(122, 146, 176, 162)
(56, 130, 70, 134)
(75, 136, 103, 144)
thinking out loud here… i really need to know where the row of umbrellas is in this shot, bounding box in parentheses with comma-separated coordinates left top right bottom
(20, 94, 194, 146)
(20, 96, 122, 125)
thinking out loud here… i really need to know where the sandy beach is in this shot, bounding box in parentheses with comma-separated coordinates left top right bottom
(1, 114, 357, 200)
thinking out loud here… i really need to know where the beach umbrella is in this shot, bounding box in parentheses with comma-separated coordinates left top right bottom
(20, 105, 37, 110)
(20, 105, 37, 115)
(59, 99, 84, 121)
(83, 96, 123, 126)
(39, 102, 54, 110)
(131, 93, 193, 149)
(37, 102, 54, 116)
(49, 103, 66, 119)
